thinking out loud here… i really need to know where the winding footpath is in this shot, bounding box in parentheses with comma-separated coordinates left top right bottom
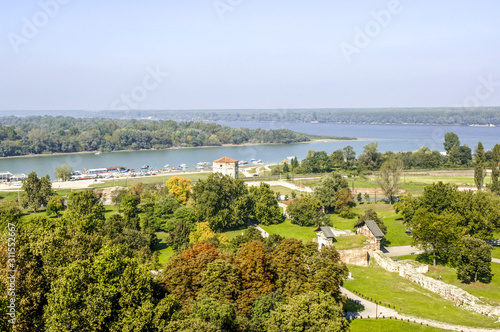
(341, 287, 500, 332)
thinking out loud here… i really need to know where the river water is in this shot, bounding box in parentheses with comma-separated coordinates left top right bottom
(0, 122, 498, 178)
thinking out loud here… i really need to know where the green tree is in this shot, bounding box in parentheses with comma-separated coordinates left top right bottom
(456, 237, 492, 283)
(265, 291, 349, 332)
(44, 245, 157, 331)
(191, 295, 237, 331)
(21, 171, 53, 212)
(199, 259, 240, 304)
(377, 157, 404, 204)
(167, 221, 191, 251)
(411, 208, 459, 266)
(313, 172, 349, 212)
(474, 141, 487, 190)
(249, 183, 283, 225)
(287, 196, 326, 227)
(342, 145, 356, 169)
(121, 193, 141, 229)
(64, 190, 105, 233)
(192, 173, 251, 231)
(443, 132, 460, 154)
(46, 196, 64, 217)
(394, 192, 416, 226)
(54, 163, 72, 181)
(248, 292, 286, 332)
(491, 144, 500, 194)
(358, 142, 382, 170)
(354, 208, 387, 235)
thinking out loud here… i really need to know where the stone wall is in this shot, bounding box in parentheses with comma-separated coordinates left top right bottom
(338, 247, 369, 266)
(373, 251, 500, 319)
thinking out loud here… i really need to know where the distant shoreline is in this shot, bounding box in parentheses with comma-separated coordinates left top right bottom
(0, 138, 363, 160)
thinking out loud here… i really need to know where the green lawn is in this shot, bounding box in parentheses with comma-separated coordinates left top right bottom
(329, 202, 412, 247)
(260, 219, 317, 243)
(104, 205, 120, 219)
(269, 185, 296, 197)
(350, 319, 447, 332)
(492, 246, 500, 259)
(221, 225, 249, 240)
(344, 262, 500, 328)
(154, 231, 176, 266)
(425, 263, 500, 306)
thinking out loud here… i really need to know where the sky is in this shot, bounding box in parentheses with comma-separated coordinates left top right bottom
(1, 0, 500, 111)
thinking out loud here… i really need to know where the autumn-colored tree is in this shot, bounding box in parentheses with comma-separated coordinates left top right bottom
(236, 241, 274, 316)
(162, 242, 221, 305)
(189, 222, 229, 245)
(166, 176, 193, 204)
(270, 238, 308, 297)
(335, 188, 354, 218)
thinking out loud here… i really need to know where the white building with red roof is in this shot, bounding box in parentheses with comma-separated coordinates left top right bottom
(213, 156, 239, 179)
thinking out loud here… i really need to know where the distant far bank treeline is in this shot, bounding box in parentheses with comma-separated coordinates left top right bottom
(0, 116, 352, 158)
(95, 107, 500, 126)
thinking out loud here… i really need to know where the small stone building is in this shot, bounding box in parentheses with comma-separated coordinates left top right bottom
(314, 226, 335, 250)
(213, 157, 239, 179)
(356, 220, 384, 250)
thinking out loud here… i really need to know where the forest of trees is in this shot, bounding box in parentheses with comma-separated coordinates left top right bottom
(96, 108, 500, 126)
(271, 134, 499, 176)
(0, 172, 350, 331)
(0, 116, 334, 157)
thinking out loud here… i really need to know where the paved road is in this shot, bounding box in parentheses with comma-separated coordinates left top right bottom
(381, 245, 424, 257)
(492, 258, 500, 264)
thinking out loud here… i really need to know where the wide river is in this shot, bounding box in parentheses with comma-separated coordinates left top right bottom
(0, 122, 498, 177)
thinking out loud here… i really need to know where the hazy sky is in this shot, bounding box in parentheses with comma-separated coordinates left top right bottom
(1, 0, 499, 111)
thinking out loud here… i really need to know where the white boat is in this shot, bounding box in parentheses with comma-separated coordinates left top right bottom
(163, 164, 170, 169)
(238, 160, 248, 165)
(95, 152, 101, 155)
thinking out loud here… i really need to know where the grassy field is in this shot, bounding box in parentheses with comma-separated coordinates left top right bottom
(425, 262, 500, 306)
(260, 219, 317, 243)
(329, 202, 412, 247)
(269, 185, 296, 197)
(492, 246, 500, 259)
(344, 262, 500, 328)
(154, 232, 176, 266)
(221, 225, 249, 240)
(350, 319, 447, 332)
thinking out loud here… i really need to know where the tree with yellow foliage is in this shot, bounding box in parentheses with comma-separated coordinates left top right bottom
(189, 222, 229, 246)
(166, 176, 193, 204)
